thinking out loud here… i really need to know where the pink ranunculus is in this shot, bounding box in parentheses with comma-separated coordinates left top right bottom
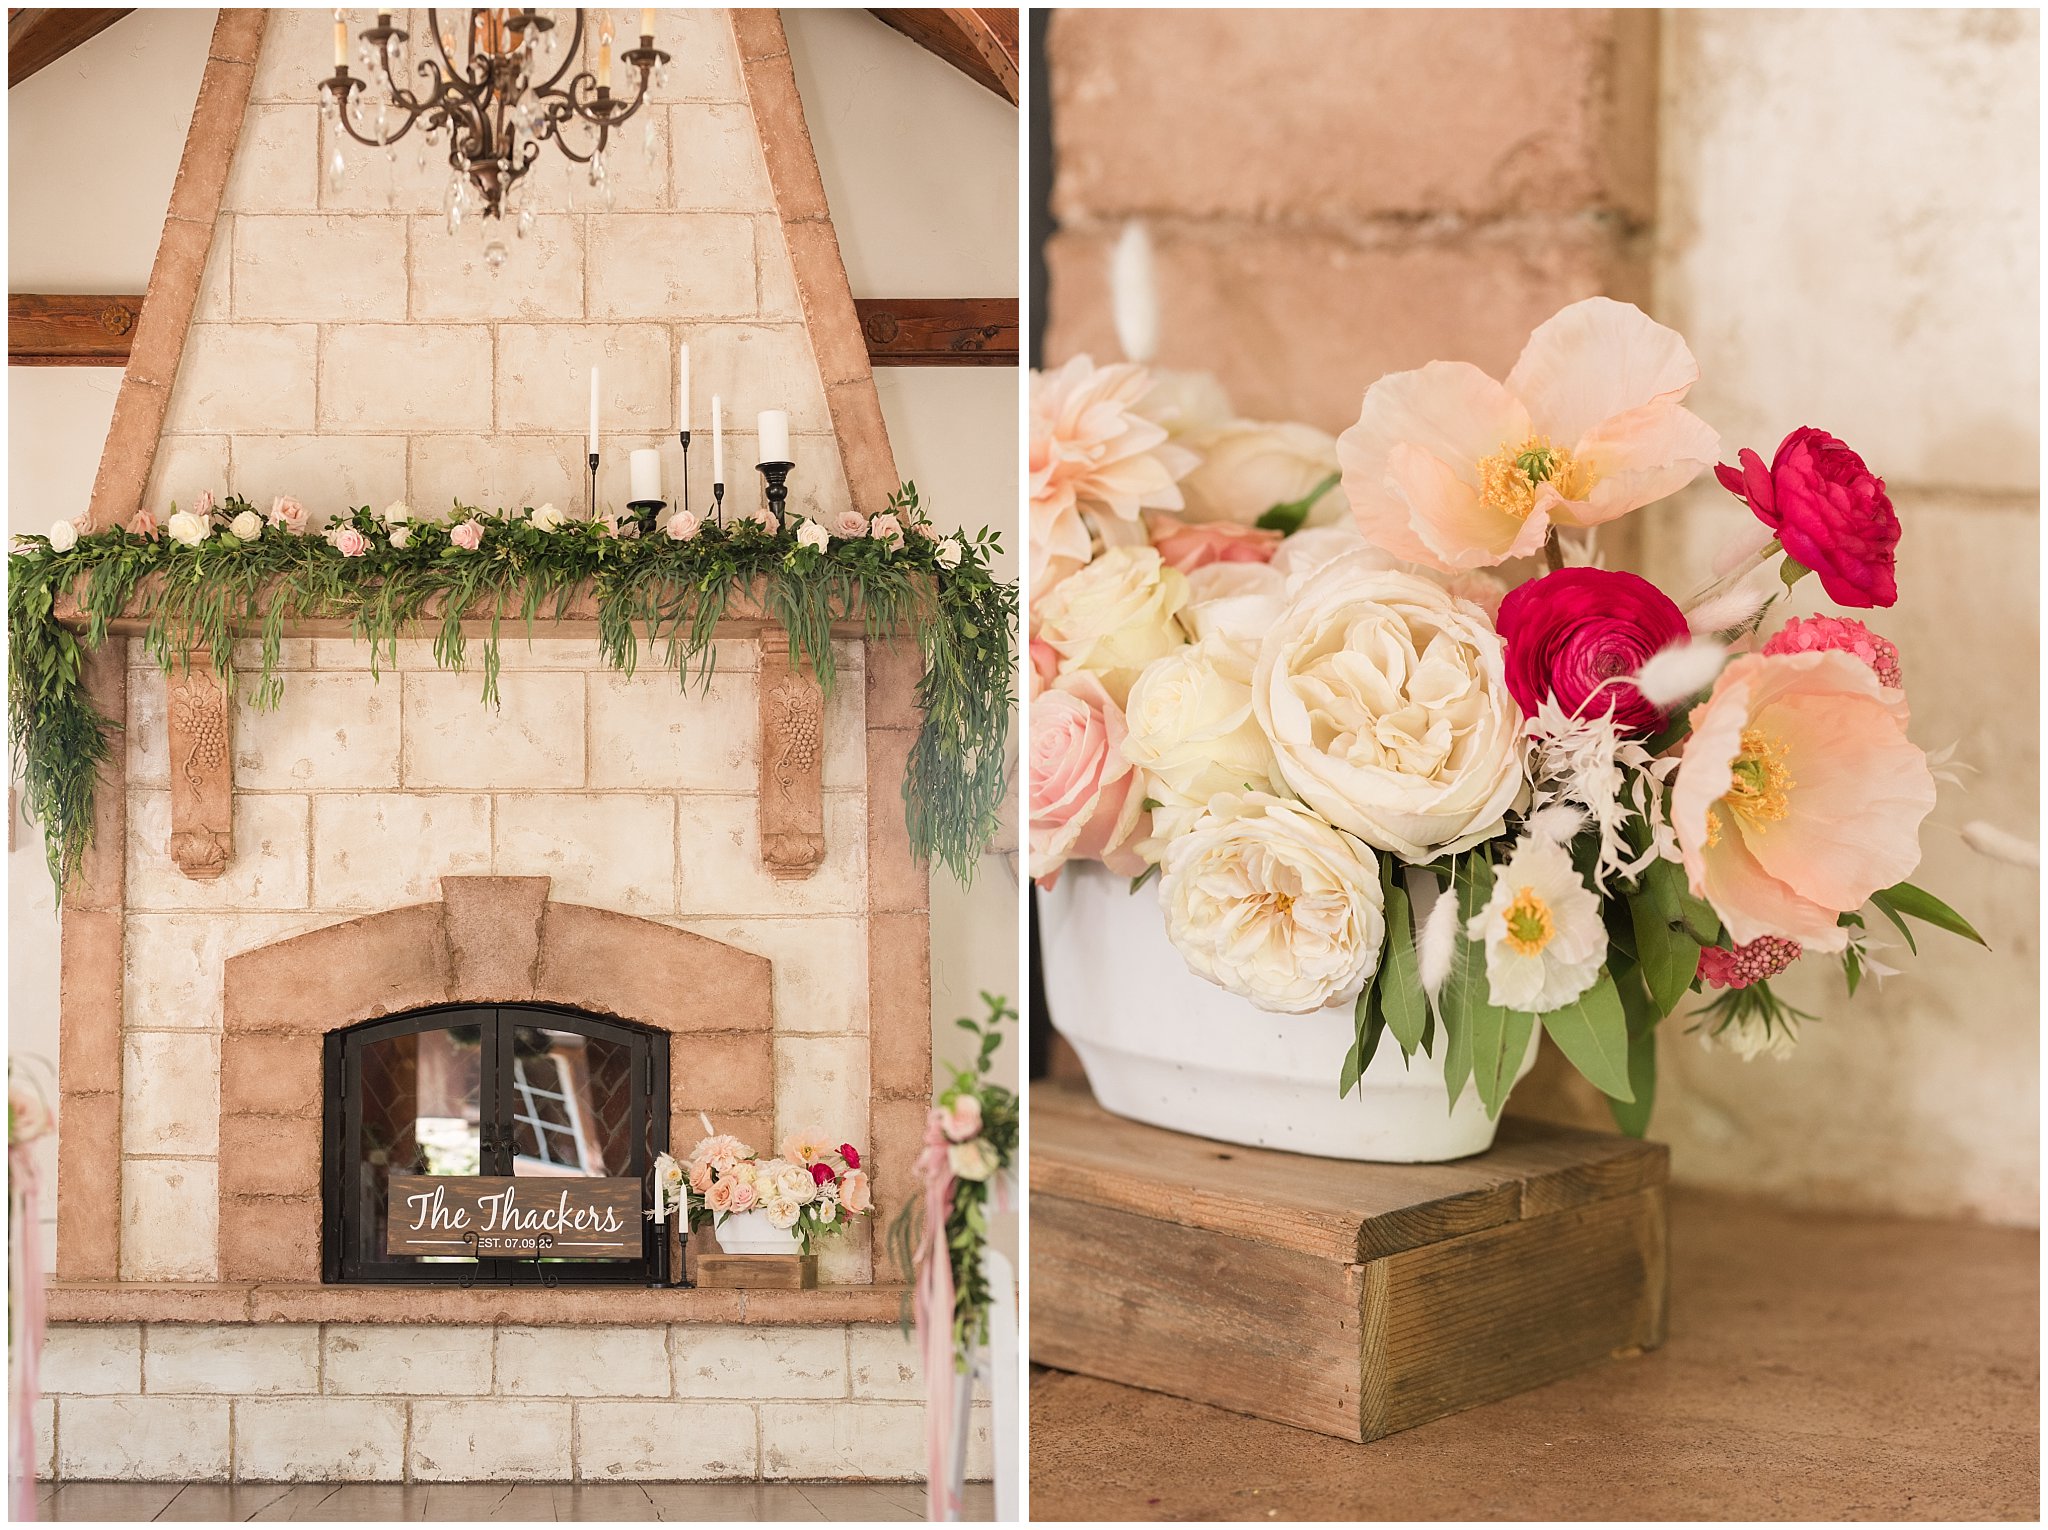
(940, 1093, 982, 1144)
(129, 509, 160, 539)
(1697, 935, 1802, 991)
(1715, 427, 1898, 608)
(267, 496, 309, 535)
(1762, 614, 1901, 690)
(450, 518, 485, 551)
(1673, 649, 1935, 953)
(838, 1143, 860, 1170)
(330, 525, 369, 557)
(1143, 510, 1283, 574)
(831, 509, 869, 540)
(725, 1179, 757, 1213)
(1029, 668, 1149, 888)
(837, 1169, 871, 1215)
(1496, 567, 1689, 735)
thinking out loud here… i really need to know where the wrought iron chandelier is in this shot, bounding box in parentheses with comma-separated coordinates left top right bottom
(321, 9, 669, 261)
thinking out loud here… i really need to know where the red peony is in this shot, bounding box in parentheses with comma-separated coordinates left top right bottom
(1495, 567, 1689, 736)
(838, 1143, 860, 1170)
(809, 1161, 836, 1186)
(1715, 428, 1898, 609)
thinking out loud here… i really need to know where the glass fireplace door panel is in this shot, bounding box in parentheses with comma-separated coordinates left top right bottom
(505, 1025, 639, 1180)
(349, 1011, 486, 1268)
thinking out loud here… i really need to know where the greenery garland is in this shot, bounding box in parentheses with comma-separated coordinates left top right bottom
(9, 484, 1016, 896)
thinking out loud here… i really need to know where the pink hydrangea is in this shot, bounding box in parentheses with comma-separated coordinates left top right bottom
(1696, 935, 1802, 990)
(1762, 614, 1901, 690)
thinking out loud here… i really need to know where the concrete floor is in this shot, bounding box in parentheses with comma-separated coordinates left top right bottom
(33, 1481, 993, 1522)
(1029, 1188, 2039, 1521)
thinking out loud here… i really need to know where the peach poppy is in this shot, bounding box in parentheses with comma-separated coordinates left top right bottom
(1336, 297, 1720, 572)
(1030, 356, 1195, 581)
(1672, 650, 1935, 953)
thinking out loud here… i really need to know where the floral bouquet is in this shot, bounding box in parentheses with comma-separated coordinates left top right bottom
(1030, 295, 1984, 1134)
(668, 1128, 872, 1257)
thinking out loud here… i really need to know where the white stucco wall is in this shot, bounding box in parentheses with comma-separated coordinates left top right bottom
(1645, 9, 2039, 1223)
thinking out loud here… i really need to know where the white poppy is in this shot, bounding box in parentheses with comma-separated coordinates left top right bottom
(1466, 835, 1605, 1013)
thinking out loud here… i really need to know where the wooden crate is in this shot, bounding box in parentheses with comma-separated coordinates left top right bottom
(696, 1253, 818, 1290)
(1030, 1081, 1668, 1442)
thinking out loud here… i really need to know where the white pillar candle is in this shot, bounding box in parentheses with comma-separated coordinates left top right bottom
(678, 342, 690, 433)
(588, 366, 600, 455)
(629, 448, 662, 504)
(757, 409, 790, 464)
(712, 395, 724, 482)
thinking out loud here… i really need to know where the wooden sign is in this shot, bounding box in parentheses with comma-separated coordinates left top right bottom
(386, 1175, 642, 1258)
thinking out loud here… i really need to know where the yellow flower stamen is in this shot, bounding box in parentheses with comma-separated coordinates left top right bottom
(1269, 889, 1296, 918)
(1477, 435, 1590, 520)
(1706, 727, 1794, 847)
(1502, 887, 1555, 957)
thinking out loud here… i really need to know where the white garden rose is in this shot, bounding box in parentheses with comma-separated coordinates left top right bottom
(763, 1198, 801, 1230)
(1032, 545, 1188, 704)
(166, 510, 211, 547)
(382, 499, 411, 524)
(1158, 792, 1386, 1014)
(1253, 554, 1525, 862)
(46, 519, 78, 553)
(935, 538, 963, 569)
(1467, 835, 1605, 1013)
(1139, 369, 1234, 441)
(948, 1137, 999, 1182)
(529, 503, 565, 532)
(796, 519, 830, 552)
(1180, 419, 1350, 528)
(1177, 562, 1285, 652)
(228, 510, 264, 542)
(1270, 524, 1383, 590)
(388, 524, 413, 549)
(1122, 637, 1277, 820)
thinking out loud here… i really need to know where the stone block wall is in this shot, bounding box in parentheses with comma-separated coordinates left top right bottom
(154, 8, 854, 528)
(35, 1323, 992, 1483)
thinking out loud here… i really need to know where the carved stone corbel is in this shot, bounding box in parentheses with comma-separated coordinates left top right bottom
(166, 655, 233, 881)
(759, 641, 825, 880)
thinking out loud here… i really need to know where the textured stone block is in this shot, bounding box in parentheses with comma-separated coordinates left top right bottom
(590, 213, 757, 319)
(688, 322, 831, 433)
(234, 672, 401, 789)
(410, 215, 586, 321)
(492, 794, 676, 915)
(866, 912, 932, 1101)
(218, 1113, 321, 1198)
(573, 1400, 759, 1481)
(124, 912, 331, 1031)
(495, 1327, 672, 1398)
(863, 730, 928, 914)
(233, 215, 407, 321)
(58, 1396, 230, 1481)
(316, 111, 444, 214)
(35, 1398, 53, 1479)
(229, 435, 409, 527)
(222, 103, 319, 213)
(322, 324, 495, 433)
(311, 793, 493, 910)
(670, 916, 867, 1034)
(588, 669, 757, 790)
(219, 1032, 320, 1115)
(686, 1032, 778, 1114)
(675, 1325, 846, 1400)
(496, 324, 672, 434)
(323, 1324, 495, 1396)
(410, 1400, 574, 1481)
(143, 436, 231, 526)
(162, 324, 317, 435)
(235, 1398, 407, 1481)
(535, 903, 772, 1035)
(401, 672, 585, 788)
(121, 1032, 219, 1156)
(761, 1399, 923, 1479)
(57, 908, 125, 1097)
(250, 6, 338, 103)
(774, 1036, 869, 1151)
(848, 1325, 994, 1403)
(145, 1324, 319, 1395)
(126, 790, 310, 912)
(755, 214, 803, 320)
(440, 875, 550, 1002)
(55, 1092, 121, 1280)
(676, 793, 866, 917)
(409, 434, 582, 519)
(221, 902, 451, 1035)
(218, 1193, 319, 1282)
(119, 1159, 218, 1281)
(669, 104, 777, 210)
(40, 1324, 142, 1395)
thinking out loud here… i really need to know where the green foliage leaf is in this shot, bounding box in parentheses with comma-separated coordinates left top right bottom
(1877, 880, 1987, 948)
(1441, 855, 1529, 1120)
(1377, 859, 1430, 1057)
(1536, 972, 1634, 1102)
(1864, 889, 1916, 954)
(1253, 471, 1340, 535)
(1340, 981, 1387, 1099)
(1780, 554, 1812, 588)
(1607, 963, 1661, 1139)
(1631, 857, 1702, 1016)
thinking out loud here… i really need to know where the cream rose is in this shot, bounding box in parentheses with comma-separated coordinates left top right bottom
(1122, 637, 1277, 825)
(1177, 562, 1287, 653)
(1180, 420, 1349, 528)
(45, 519, 78, 553)
(1032, 546, 1188, 704)
(763, 1198, 800, 1230)
(1253, 555, 1525, 862)
(166, 510, 211, 547)
(948, 1138, 999, 1182)
(530, 503, 565, 532)
(228, 510, 263, 542)
(1158, 792, 1387, 1014)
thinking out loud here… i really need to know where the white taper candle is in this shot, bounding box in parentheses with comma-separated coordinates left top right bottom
(678, 343, 691, 432)
(712, 395, 724, 482)
(588, 366, 600, 454)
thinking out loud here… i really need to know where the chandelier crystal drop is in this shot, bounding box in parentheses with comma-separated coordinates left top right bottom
(321, 8, 669, 229)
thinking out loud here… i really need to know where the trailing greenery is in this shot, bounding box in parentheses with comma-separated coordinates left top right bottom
(9, 484, 1015, 895)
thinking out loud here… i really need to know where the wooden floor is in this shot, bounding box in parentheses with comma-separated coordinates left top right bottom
(32, 1481, 994, 1522)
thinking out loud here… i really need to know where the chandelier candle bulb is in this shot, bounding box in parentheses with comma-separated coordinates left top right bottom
(642, 8, 656, 39)
(629, 449, 662, 506)
(758, 410, 791, 465)
(334, 12, 346, 69)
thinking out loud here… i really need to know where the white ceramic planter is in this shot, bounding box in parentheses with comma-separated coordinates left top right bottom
(712, 1208, 801, 1255)
(1040, 861, 1539, 1163)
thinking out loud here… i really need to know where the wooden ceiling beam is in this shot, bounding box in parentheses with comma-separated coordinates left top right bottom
(855, 298, 1017, 366)
(9, 9, 132, 88)
(868, 8, 1019, 105)
(9, 293, 144, 366)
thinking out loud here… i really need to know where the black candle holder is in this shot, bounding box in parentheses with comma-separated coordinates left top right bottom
(586, 451, 600, 521)
(757, 461, 794, 531)
(677, 429, 692, 522)
(626, 498, 663, 538)
(710, 479, 726, 528)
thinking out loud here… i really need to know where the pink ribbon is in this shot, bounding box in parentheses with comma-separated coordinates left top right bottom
(911, 1109, 962, 1521)
(10, 1145, 44, 1521)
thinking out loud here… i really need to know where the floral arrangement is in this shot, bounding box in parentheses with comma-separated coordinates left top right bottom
(10, 483, 1015, 890)
(890, 994, 1018, 1366)
(1030, 296, 1984, 1131)
(667, 1127, 872, 1257)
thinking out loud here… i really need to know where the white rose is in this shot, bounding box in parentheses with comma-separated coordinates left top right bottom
(1122, 637, 1277, 814)
(796, 519, 829, 552)
(1179, 420, 1350, 528)
(228, 510, 264, 542)
(530, 503, 564, 532)
(763, 1198, 800, 1230)
(1139, 369, 1234, 441)
(1032, 546, 1188, 705)
(1178, 562, 1286, 651)
(1270, 525, 1381, 590)
(1159, 792, 1386, 1014)
(935, 538, 963, 569)
(382, 499, 411, 524)
(948, 1137, 999, 1182)
(166, 510, 211, 547)
(1253, 554, 1525, 862)
(388, 524, 413, 549)
(46, 519, 78, 552)
(778, 1164, 819, 1205)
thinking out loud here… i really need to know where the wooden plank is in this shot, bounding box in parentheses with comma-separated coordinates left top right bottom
(7, 8, 131, 87)
(8, 292, 142, 366)
(1031, 1191, 1371, 1439)
(384, 1174, 641, 1258)
(856, 297, 1019, 367)
(696, 1253, 818, 1290)
(869, 8, 1019, 103)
